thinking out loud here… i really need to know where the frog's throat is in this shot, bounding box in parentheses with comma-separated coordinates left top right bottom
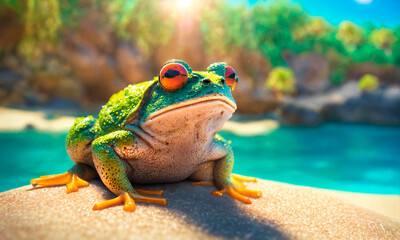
(147, 95, 237, 121)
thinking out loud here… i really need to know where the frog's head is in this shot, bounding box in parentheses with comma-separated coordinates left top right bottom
(141, 59, 238, 135)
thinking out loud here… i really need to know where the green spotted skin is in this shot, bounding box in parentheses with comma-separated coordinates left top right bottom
(213, 134, 234, 188)
(64, 59, 237, 200)
(92, 130, 138, 195)
(97, 80, 157, 135)
(66, 116, 96, 150)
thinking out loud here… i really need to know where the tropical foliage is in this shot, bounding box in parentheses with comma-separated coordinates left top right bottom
(359, 74, 379, 92)
(370, 28, 397, 51)
(0, 0, 399, 85)
(265, 67, 296, 94)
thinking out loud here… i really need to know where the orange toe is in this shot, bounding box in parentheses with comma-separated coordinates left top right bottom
(191, 181, 215, 187)
(93, 193, 138, 212)
(134, 188, 164, 196)
(92, 191, 167, 212)
(31, 172, 89, 193)
(212, 185, 252, 204)
(236, 187, 262, 198)
(231, 174, 258, 183)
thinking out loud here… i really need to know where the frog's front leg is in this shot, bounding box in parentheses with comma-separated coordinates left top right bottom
(192, 135, 262, 204)
(91, 130, 166, 212)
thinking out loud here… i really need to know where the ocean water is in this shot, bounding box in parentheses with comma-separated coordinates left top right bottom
(0, 123, 399, 194)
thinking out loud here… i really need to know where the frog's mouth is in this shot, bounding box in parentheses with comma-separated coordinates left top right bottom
(147, 95, 237, 121)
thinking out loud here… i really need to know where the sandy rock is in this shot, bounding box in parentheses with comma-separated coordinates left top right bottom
(278, 82, 400, 126)
(213, 48, 278, 115)
(286, 53, 330, 95)
(61, 44, 117, 103)
(115, 42, 150, 84)
(69, 11, 115, 55)
(0, 179, 399, 240)
(0, 6, 23, 53)
(347, 63, 400, 86)
(325, 84, 400, 125)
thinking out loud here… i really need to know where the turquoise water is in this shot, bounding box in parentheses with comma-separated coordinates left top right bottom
(0, 123, 399, 194)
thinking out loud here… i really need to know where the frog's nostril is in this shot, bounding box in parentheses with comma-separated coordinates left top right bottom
(202, 78, 211, 86)
(221, 79, 226, 85)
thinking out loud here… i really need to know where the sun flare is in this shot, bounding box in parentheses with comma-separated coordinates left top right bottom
(176, 0, 193, 9)
(354, 0, 373, 4)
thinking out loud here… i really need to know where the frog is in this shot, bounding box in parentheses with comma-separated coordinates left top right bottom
(31, 59, 261, 212)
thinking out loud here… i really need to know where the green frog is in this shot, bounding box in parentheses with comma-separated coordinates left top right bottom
(31, 59, 261, 212)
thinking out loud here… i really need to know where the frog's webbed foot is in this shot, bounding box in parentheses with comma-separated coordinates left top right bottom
(92, 189, 167, 212)
(30, 164, 96, 193)
(192, 174, 261, 204)
(221, 174, 261, 203)
(212, 183, 262, 204)
(31, 172, 89, 193)
(230, 173, 258, 187)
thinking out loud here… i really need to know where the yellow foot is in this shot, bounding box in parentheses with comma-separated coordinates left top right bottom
(231, 173, 257, 187)
(31, 172, 89, 193)
(92, 191, 167, 212)
(212, 185, 262, 204)
(190, 174, 262, 204)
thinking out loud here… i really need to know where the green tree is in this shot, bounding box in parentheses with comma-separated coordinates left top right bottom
(336, 21, 363, 46)
(392, 26, 400, 66)
(294, 17, 331, 41)
(359, 74, 379, 92)
(265, 67, 296, 95)
(18, 0, 61, 62)
(102, 0, 174, 56)
(0, 0, 82, 63)
(200, 0, 255, 55)
(251, 1, 309, 66)
(370, 27, 397, 50)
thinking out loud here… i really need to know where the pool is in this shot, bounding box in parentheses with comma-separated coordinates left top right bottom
(0, 123, 399, 194)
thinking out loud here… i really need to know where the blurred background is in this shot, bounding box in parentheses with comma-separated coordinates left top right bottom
(0, 0, 399, 194)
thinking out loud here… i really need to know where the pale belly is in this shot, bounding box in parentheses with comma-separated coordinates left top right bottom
(113, 97, 234, 184)
(114, 136, 214, 184)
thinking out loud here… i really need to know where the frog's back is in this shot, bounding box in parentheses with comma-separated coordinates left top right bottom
(96, 80, 156, 135)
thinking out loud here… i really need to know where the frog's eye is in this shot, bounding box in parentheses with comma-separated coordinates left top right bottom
(225, 66, 238, 91)
(159, 63, 188, 91)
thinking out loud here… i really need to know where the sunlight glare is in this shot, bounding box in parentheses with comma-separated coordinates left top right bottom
(354, 0, 373, 4)
(177, 0, 193, 9)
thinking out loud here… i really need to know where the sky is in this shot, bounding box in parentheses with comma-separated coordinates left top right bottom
(230, 0, 400, 28)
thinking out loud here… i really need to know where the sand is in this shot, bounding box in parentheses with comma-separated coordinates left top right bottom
(0, 107, 76, 132)
(0, 179, 399, 240)
(222, 119, 279, 135)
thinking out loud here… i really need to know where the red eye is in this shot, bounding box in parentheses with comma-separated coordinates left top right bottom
(225, 66, 238, 90)
(159, 63, 188, 91)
